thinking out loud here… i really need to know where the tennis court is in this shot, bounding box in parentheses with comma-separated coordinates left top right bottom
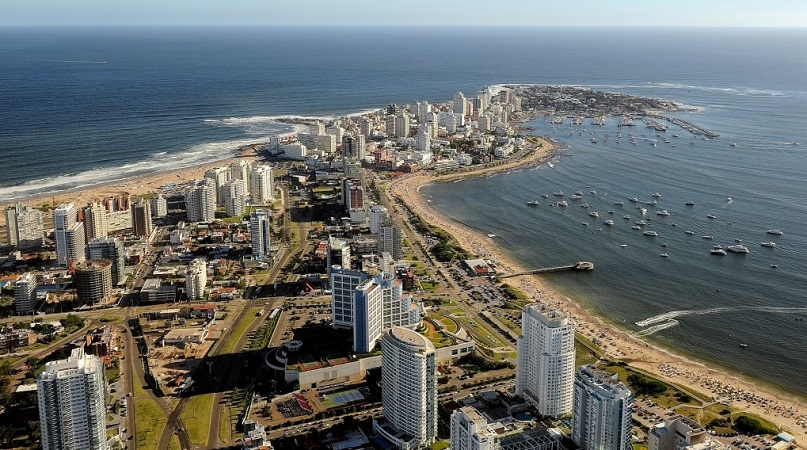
(321, 388, 365, 409)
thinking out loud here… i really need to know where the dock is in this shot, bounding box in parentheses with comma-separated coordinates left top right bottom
(499, 261, 594, 278)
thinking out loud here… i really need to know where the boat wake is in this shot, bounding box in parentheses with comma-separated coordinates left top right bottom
(635, 306, 807, 336)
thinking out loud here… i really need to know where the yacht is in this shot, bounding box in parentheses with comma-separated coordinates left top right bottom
(766, 229, 784, 236)
(604, 219, 614, 226)
(710, 245, 727, 255)
(661, 243, 669, 247)
(660, 253, 669, 258)
(631, 225, 642, 230)
(570, 194, 583, 200)
(656, 210, 670, 216)
(685, 230, 695, 235)
(620, 244, 628, 248)
(623, 215, 631, 220)
(652, 192, 662, 198)
(643, 230, 659, 237)
(727, 244, 750, 254)
(645, 200, 658, 206)
(761, 241, 777, 248)
(557, 200, 568, 207)
(589, 211, 600, 218)
(553, 191, 564, 196)
(635, 220, 648, 226)
(574, 190, 585, 196)
(542, 193, 550, 198)
(582, 222, 589, 226)
(614, 201, 624, 206)
(703, 235, 714, 240)
(581, 203, 590, 208)
(707, 214, 717, 219)
(639, 207, 648, 215)
(590, 190, 598, 195)
(684, 201, 695, 206)
(527, 200, 540, 206)
(628, 197, 639, 202)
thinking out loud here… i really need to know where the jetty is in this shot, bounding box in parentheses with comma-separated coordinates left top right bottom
(499, 261, 594, 278)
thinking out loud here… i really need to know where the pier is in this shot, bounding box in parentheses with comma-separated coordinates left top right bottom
(648, 114, 719, 138)
(499, 261, 594, 278)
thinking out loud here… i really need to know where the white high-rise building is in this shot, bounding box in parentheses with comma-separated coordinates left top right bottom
(369, 205, 388, 235)
(186, 179, 216, 223)
(15, 272, 37, 316)
(416, 127, 431, 151)
(55, 204, 81, 266)
(249, 209, 271, 261)
(37, 348, 106, 450)
(222, 180, 246, 217)
(378, 224, 402, 260)
(516, 304, 576, 418)
(572, 365, 634, 450)
(330, 267, 368, 328)
(249, 165, 274, 205)
(450, 406, 499, 450)
(204, 166, 230, 205)
(5, 203, 43, 249)
(88, 237, 126, 286)
(150, 195, 168, 218)
(395, 114, 410, 138)
(185, 258, 207, 300)
(327, 236, 351, 269)
(229, 160, 252, 195)
(416, 101, 431, 124)
(82, 202, 109, 241)
(454, 91, 468, 117)
(351, 272, 419, 353)
(374, 327, 437, 450)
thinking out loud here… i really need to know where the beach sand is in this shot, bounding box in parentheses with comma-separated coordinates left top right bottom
(389, 137, 807, 437)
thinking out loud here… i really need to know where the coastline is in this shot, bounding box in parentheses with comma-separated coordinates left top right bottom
(388, 137, 807, 435)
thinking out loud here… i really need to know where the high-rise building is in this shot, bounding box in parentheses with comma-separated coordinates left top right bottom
(516, 304, 576, 418)
(450, 406, 499, 450)
(416, 127, 431, 151)
(374, 327, 437, 450)
(222, 180, 246, 217)
(82, 202, 108, 241)
(248, 165, 273, 205)
(55, 204, 84, 267)
(87, 237, 126, 286)
(454, 91, 468, 117)
(186, 179, 216, 223)
(5, 203, 44, 249)
(15, 272, 37, 315)
(249, 209, 271, 261)
(416, 101, 431, 124)
(572, 365, 634, 450)
(344, 179, 365, 211)
(330, 267, 369, 329)
(385, 115, 397, 137)
(131, 200, 152, 237)
(37, 348, 106, 450)
(395, 115, 410, 138)
(150, 195, 168, 218)
(185, 258, 207, 300)
(229, 160, 252, 195)
(378, 224, 402, 260)
(351, 272, 419, 353)
(74, 260, 113, 306)
(369, 205, 388, 235)
(204, 166, 230, 205)
(327, 236, 351, 269)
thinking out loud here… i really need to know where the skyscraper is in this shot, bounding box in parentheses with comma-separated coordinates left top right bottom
(395, 114, 410, 138)
(249, 209, 271, 261)
(88, 237, 126, 286)
(222, 180, 246, 217)
(229, 160, 251, 195)
(369, 205, 388, 235)
(150, 194, 168, 218)
(74, 260, 113, 306)
(450, 406, 499, 450)
(55, 203, 87, 267)
(5, 203, 43, 249)
(516, 304, 576, 418)
(248, 165, 273, 205)
(37, 348, 106, 450)
(15, 272, 37, 315)
(572, 365, 634, 450)
(330, 267, 369, 329)
(351, 272, 419, 353)
(204, 166, 230, 205)
(185, 258, 207, 300)
(82, 202, 108, 241)
(131, 200, 152, 237)
(378, 224, 402, 260)
(374, 327, 437, 450)
(185, 179, 216, 223)
(327, 236, 351, 269)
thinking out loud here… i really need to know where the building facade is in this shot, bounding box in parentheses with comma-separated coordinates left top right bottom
(150, 194, 168, 218)
(87, 237, 126, 286)
(37, 348, 107, 450)
(249, 209, 271, 261)
(185, 258, 207, 300)
(516, 304, 576, 418)
(186, 179, 217, 223)
(131, 200, 152, 237)
(248, 165, 273, 205)
(74, 260, 113, 306)
(572, 365, 634, 450)
(450, 406, 499, 450)
(378, 224, 402, 260)
(374, 327, 437, 450)
(222, 180, 246, 217)
(15, 272, 37, 315)
(5, 203, 44, 249)
(82, 202, 109, 241)
(330, 267, 369, 328)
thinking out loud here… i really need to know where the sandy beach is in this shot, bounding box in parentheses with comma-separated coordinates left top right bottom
(389, 137, 807, 437)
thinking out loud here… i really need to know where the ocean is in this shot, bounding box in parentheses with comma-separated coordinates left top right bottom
(1, 26, 806, 396)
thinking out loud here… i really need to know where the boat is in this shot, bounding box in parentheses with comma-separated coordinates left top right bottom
(581, 203, 590, 208)
(628, 197, 639, 202)
(570, 194, 583, 200)
(620, 244, 628, 248)
(487, 234, 496, 238)
(527, 200, 540, 206)
(707, 214, 717, 219)
(542, 193, 549, 198)
(685, 230, 695, 235)
(761, 241, 776, 248)
(710, 245, 727, 255)
(652, 192, 661, 198)
(639, 208, 647, 215)
(553, 191, 565, 196)
(660, 253, 669, 257)
(661, 243, 668, 247)
(590, 190, 597, 195)
(574, 190, 584, 196)
(645, 200, 658, 206)
(614, 201, 624, 206)
(771, 264, 779, 268)
(589, 211, 600, 218)
(766, 229, 784, 236)
(727, 244, 750, 254)
(557, 201, 568, 207)
(730, 142, 738, 147)
(684, 201, 695, 206)
(582, 222, 589, 226)
(631, 225, 642, 230)
(636, 220, 648, 226)
(623, 215, 631, 220)
(608, 210, 615, 215)
(643, 230, 659, 237)
(604, 220, 614, 226)
(702, 235, 714, 240)
(739, 343, 748, 348)
(656, 210, 670, 216)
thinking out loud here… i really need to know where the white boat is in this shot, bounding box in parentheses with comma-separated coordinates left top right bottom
(608, 210, 615, 215)
(685, 230, 695, 235)
(589, 211, 599, 218)
(730, 142, 738, 147)
(643, 230, 659, 237)
(710, 245, 727, 255)
(614, 201, 624, 206)
(766, 229, 784, 236)
(581, 203, 590, 208)
(656, 210, 670, 216)
(628, 197, 639, 202)
(684, 201, 695, 206)
(570, 194, 583, 200)
(631, 225, 642, 230)
(620, 244, 628, 248)
(635, 220, 648, 226)
(660, 253, 669, 257)
(605, 219, 614, 226)
(761, 241, 776, 248)
(542, 193, 549, 198)
(557, 200, 568, 207)
(645, 200, 658, 206)
(527, 200, 540, 206)
(661, 243, 668, 247)
(652, 192, 661, 198)
(553, 191, 565, 196)
(702, 235, 714, 240)
(487, 234, 496, 238)
(707, 214, 717, 219)
(590, 190, 597, 195)
(574, 190, 585, 196)
(639, 208, 648, 216)
(623, 215, 631, 220)
(727, 244, 750, 254)
(582, 222, 589, 226)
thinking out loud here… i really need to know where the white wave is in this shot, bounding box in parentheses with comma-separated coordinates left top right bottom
(0, 137, 266, 203)
(636, 319, 679, 336)
(635, 306, 807, 328)
(644, 82, 789, 97)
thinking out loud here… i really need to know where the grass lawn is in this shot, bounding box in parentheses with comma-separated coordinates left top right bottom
(431, 441, 449, 450)
(220, 307, 262, 354)
(574, 338, 600, 369)
(435, 316, 459, 334)
(168, 435, 182, 450)
(454, 316, 506, 348)
(421, 281, 440, 292)
(219, 404, 231, 445)
(180, 393, 215, 447)
(134, 397, 166, 450)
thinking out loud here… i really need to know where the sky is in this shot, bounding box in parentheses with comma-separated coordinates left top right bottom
(2, 0, 807, 28)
